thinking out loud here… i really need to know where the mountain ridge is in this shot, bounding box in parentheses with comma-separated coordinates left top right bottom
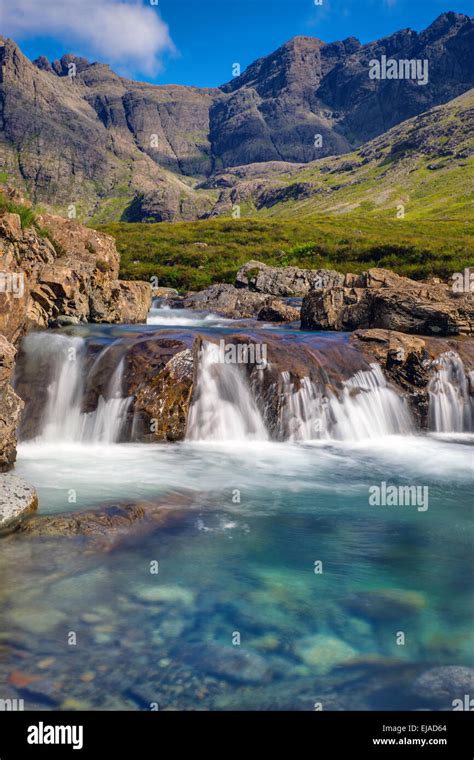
(0, 11, 472, 222)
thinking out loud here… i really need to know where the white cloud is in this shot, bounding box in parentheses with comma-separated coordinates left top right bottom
(0, 0, 175, 75)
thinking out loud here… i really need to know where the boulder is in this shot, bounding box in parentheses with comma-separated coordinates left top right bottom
(130, 344, 194, 442)
(412, 666, 474, 707)
(184, 283, 297, 320)
(236, 259, 347, 296)
(0, 336, 24, 470)
(257, 298, 300, 322)
(301, 268, 474, 336)
(0, 474, 38, 533)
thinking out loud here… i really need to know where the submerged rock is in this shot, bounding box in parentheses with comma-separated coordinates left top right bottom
(294, 634, 357, 673)
(412, 666, 474, 707)
(133, 584, 195, 607)
(0, 474, 38, 533)
(345, 589, 426, 621)
(182, 642, 272, 684)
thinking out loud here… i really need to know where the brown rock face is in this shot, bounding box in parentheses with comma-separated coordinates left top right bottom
(301, 269, 474, 336)
(0, 336, 23, 471)
(0, 199, 151, 470)
(0, 205, 152, 340)
(350, 328, 474, 426)
(127, 340, 194, 442)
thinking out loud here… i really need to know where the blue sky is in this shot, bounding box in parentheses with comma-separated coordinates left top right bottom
(2, 0, 472, 87)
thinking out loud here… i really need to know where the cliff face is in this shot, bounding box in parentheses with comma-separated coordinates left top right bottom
(0, 13, 472, 221)
(0, 189, 152, 469)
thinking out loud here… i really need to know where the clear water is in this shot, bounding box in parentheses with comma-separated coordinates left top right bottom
(2, 307, 473, 711)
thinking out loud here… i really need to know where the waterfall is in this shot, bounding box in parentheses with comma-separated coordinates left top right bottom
(187, 342, 411, 443)
(428, 352, 473, 433)
(24, 333, 131, 444)
(281, 364, 412, 441)
(186, 341, 269, 441)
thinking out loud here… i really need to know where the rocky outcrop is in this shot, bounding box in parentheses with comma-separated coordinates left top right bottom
(184, 283, 299, 321)
(0, 202, 152, 340)
(350, 328, 474, 426)
(236, 260, 347, 296)
(0, 474, 38, 533)
(0, 336, 23, 470)
(0, 194, 152, 472)
(301, 269, 474, 336)
(127, 341, 194, 442)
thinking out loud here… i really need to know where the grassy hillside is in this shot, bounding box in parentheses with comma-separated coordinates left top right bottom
(99, 92, 473, 290)
(100, 215, 473, 291)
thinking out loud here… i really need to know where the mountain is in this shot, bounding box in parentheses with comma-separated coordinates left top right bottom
(205, 88, 474, 220)
(0, 12, 472, 222)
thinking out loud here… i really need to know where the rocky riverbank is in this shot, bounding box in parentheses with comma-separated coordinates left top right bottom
(0, 188, 152, 527)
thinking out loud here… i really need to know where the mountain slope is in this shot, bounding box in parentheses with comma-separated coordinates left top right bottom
(0, 12, 472, 221)
(205, 88, 474, 221)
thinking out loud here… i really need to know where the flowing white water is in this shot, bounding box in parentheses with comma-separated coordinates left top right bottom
(428, 352, 473, 433)
(186, 341, 269, 441)
(147, 305, 231, 327)
(36, 334, 131, 444)
(281, 364, 412, 441)
(187, 341, 412, 443)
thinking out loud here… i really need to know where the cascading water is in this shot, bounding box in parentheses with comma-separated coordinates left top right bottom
(280, 364, 412, 441)
(23, 333, 131, 444)
(186, 341, 269, 442)
(187, 341, 412, 443)
(428, 352, 473, 433)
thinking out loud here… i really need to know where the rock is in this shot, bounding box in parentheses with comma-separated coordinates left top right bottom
(152, 287, 179, 297)
(90, 280, 152, 324)
(133, 585, 195, 607)
(0, 336, 24, 470)
(184, 283, 299, 321)
(184, 283, 268, 318)
(182, 642, 272, 684)
(0, 474, 38, 533)
(236, 260, 346, 296)
(350, 329, 474, 427)
(345, 589, 426, 621)
(7, 606, 66, 635)
(129, 342, 194, 442)
(17, 502, 147, 538)
(0, 207, 152, 341)
(413, 666, 474, 706)
(301, 268, 474, 336)
(294, 634, 357, 673)
(49, 314, 81, 328)
(257, 298, 300, 322)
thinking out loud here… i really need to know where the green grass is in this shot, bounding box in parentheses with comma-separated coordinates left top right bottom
(0, 194, 38, 229)
(99, 214, 473, 291)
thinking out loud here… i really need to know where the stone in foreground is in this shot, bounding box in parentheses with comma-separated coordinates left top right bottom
(0, 474, 38, 533)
